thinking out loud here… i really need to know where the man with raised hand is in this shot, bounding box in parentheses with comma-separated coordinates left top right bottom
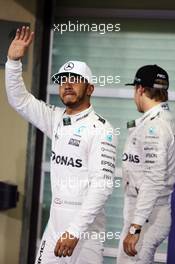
(5, 26, 117, 264)
(117, 65, 175, 264)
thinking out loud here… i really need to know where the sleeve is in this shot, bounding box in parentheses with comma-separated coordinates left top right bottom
(5, 58, 59, 139)
(132, 119, 172, 226)
(66, 124, 117, 238)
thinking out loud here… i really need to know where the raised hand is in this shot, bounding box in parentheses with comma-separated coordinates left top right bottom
(8, 26, 34, 60)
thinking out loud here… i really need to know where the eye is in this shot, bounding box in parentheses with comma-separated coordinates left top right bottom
(75, 76, 81, 83)
(69, 76, 82, 83)
(69, 76, 76, 83)
(60, 76, 67, 84)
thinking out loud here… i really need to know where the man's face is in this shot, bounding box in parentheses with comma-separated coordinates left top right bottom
(134, 85, 144, 113)
(58, 75, 92, 107)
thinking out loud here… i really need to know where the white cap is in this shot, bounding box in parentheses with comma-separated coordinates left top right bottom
(52, 60, 93, 84)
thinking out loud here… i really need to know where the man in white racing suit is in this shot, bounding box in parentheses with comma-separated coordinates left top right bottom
(5, 27, 117, 264)
(117, 64, 175, 264)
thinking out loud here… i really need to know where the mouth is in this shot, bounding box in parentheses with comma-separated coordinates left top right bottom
(63, 92, 76, 96)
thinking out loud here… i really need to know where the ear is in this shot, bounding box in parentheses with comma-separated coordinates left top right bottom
(87, 84, 94, 96)
(140, 86, 145, 96)
(137, 85, 144, 95)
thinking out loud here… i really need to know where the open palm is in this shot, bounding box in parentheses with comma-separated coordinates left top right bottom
(8, 26, 34, 60)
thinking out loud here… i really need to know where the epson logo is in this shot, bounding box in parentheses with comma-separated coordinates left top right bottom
(122, 153, 140, 163)
(145, 153, 157, 158)
(101, 160, 115, 168)
(51, 151, 82, 168)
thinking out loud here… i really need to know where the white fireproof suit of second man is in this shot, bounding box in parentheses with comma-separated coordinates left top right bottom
(118, 102, 175, 264)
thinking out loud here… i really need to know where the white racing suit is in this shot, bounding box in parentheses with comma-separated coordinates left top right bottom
(117, 102, 175, 264)
(5, 59, 117, 264)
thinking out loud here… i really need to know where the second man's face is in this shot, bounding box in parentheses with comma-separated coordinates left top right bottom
(134, 86, 144, 113)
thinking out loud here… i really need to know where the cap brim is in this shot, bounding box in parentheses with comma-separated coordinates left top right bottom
(125, 83, 135, 86)
(51, 73, 60, 84)
(51, 72, 85, 84)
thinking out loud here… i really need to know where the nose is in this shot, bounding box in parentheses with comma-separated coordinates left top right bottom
(64, 81, 73, 90)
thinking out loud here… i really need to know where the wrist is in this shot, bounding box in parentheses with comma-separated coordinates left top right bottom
(131, 223, 142, 229)
(129, 224, 142, 235)
(8, 55, 21, 61)
(7, 57, 21, 67)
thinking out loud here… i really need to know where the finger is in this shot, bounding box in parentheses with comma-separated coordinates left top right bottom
(124, 244, 131, 256)
(54, 245, 58, 256)
(130, 241, 137, 256)
(23, 26, 30, 42)
(54, 240, 61, 256)
(15, 28, 20, 40)
(128, 242, 135, 256)
(57, 244, 66, 257)
(26, 32, 34, 46)
(67, 247, 74, 256)
(20, 26, 26, 40)
(123, 241, 129, 255)
(123, 240, 133, 257)
(62, 247, 69, 257)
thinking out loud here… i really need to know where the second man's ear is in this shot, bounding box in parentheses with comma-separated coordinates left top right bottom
(137, 85, 145, 96)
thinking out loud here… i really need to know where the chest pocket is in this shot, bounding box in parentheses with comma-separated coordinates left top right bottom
(53, 124, 89, 164)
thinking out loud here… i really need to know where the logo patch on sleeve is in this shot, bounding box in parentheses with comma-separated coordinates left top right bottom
(106, 133, 113, 142)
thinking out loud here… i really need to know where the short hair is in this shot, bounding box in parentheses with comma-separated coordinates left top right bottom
(136, 85, 168, 102)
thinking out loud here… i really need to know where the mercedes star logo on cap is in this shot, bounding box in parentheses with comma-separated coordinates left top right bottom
(64, 62, 74, 71)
